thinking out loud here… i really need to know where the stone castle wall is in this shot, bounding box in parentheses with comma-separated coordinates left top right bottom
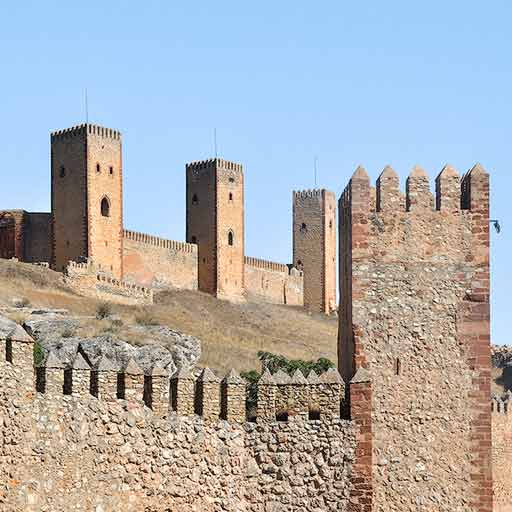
(123, 229, 198, 290)
(339, 164, 492, 512)
(0, 320, 359, 512)
(65, 260, 153, 305)
(493, 395, 512, 512)
(244, 256, 303, 306)
(293, 190, 336, 314)
(0, 210, 51, 263)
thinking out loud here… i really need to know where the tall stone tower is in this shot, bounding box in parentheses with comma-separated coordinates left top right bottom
(293, 189, 336, 314)
(51, 124, 123, 278)
(186, 158, 244, 301)
(339, 164, 492, 511)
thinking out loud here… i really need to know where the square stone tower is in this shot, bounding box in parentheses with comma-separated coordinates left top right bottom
(51, 124, 123, 278)
(339, 164, 492, 511)
(186, 158, 244, 301)
(293, 189, 336, 314)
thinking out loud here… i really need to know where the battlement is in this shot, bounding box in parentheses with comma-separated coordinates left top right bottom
(51, 123, 122, 141)
(245, 256, 292, 274)
(492, 393, 512, 415)
(123, 229, 197, 253)
(293, 188, 331, 200)
(340, 163, 489, 214)
(186, 158, 243, 174)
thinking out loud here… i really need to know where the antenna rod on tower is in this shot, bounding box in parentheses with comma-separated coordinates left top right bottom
(85, 88, 89, 124)
(214, 128, 218, 158)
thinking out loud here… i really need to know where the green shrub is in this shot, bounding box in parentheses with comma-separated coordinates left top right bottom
(96, 301, 112, 320)
(33, 342, 45, 367)
(135, 308, 159, 326)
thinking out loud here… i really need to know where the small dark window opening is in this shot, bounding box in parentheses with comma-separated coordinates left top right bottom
(228, 231, 234, 246)
(276, 409, 289, 422)
(300, 222, 307, 233)
(395, 357, 401, 376)
(96, 163, 101, 173)
(192, 194, 199, 205)
(143, 375, 152, 409)
(5, 339, 13, 363)
(309, 407, 321, 420)
(229, 177, 235, 183)
(59, 166, 66, 178)
(229, 192, 233, 201)
(117, 373, 125, 399)
(170, 379, 178, 412)
(297, 259, 303, 270)
(191, 236, 197, 244)
(90, 371, 99, 397)
(109, 166, 113, 175)
(101, 197, 110, 217)
(329, 220, 333, 229)
(63, 369, 73, 395)
(36, 367, 46, 393)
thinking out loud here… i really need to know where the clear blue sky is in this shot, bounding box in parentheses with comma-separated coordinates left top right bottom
(0, 1, 509, 344)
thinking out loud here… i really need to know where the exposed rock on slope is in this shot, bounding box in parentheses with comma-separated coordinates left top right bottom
(23, 313, 201, 374)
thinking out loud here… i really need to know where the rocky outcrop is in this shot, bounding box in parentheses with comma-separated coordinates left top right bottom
(23, 313, 201, 375)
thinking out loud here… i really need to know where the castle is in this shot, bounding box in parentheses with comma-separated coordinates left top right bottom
(0, 148, 507, 511)
(0, 123, 336, 313)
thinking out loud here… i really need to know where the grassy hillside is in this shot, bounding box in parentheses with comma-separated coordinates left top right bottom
(0, 259, 338, 373)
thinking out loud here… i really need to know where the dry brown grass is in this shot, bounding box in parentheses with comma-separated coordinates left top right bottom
(0, 259, 338, 373)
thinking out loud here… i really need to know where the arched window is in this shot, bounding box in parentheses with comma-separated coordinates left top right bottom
(96, 163, 101, 173)
(109, 166, 114, 175)
(229, 192, 233, 201)
(101, 197, 110, 217)
(192, 194, 199, 205)
(228, 231, 234, 246)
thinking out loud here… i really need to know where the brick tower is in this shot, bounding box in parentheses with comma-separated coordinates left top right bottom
(293, 189, 336, 314)
(51, 124, 123, 278)
(339, 164, 492, 511)
(186, 158, 244, 301)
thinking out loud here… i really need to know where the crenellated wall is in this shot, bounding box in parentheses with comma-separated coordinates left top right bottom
(0, 320, 359, 512)
(492, 394, 512, 512)
(65, 260, 153, 305)
(339, 163, 492, 512)
(244, 256, 303, 306)
(122, 229, 198, 290)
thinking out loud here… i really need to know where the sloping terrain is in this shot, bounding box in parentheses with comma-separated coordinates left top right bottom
(0, 259, 337, 373)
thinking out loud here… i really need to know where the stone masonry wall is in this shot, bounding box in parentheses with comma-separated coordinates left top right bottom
(492, 395, 512, 512)
(24, 213, 51, 263)
(65, 260, 153, 305)
(0, 321, 358, 512)
(123, 229, 198, 290)
(0, 210, 24, 260)
(293, 190, 336, 314)
(244, 257, 303, 306)
(338, 164, 492, 512)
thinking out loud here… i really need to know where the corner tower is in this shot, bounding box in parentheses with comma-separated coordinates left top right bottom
(293, 189, 336, 314)
(339, 164, 492, 511)
(51, 124, 123, 278)
(186, 158, 244, 301)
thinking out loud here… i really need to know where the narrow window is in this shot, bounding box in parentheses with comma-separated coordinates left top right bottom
(101, 197, 110, 217)
(276, 409, 289, 422)
(309, 406, 321, 420)
(329, 220, 333, 229)
(117, 373, 125, 399)
(229, 192, 233, 201)
(228, 231, 234, 246)
(395, 357, 401, 376)
(64, 369, 73, 395)
(109, 166, 114, 175)
(300, 222, 307, 233)
(191, 236, 197, 244)
(192, 194, 199, 205)
(96, 163, 101, 173)
(60, 166, 66, 178)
